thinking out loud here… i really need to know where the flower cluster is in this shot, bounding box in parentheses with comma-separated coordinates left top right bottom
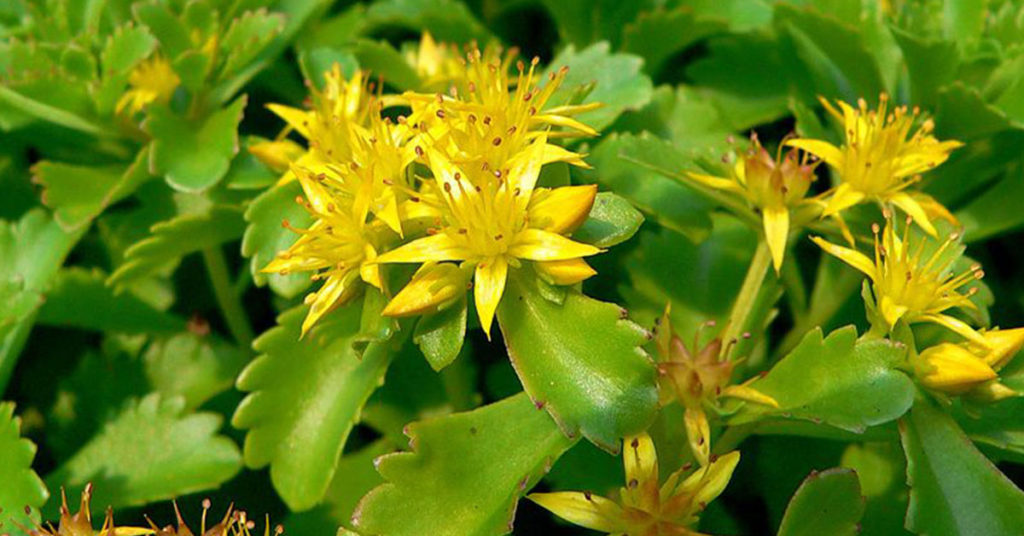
(258, 40, 604, 336)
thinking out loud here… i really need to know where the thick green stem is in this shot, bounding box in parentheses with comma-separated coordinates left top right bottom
(723, 241, 772, 351)
(203, 246, 255, 349)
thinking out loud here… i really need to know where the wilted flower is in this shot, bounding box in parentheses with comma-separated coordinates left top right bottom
(529, 433, 740, 536)
(787, 94, 961, 236)
(22, 484, 151, 536)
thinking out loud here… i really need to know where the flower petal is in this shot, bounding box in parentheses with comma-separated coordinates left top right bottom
(266, 104, 312, 139)
(474, 256, 508, 338)
(719, 384, 779, 408)
(692, 451, 741, 507)
(916, 343, 998, 394)
(508, 229, 601, 261)
(302, 270, 360, 336)
(376, 233, 471, 264)
(623, 432, 659, 486)
(527, 185, 598, 234)
(535, 258, 597, 285)
(684, 407, 710, 467)
(786, 138, 844, 169)
(810, 236, 876, 279)
(917, 313, 990, 349)
(762, 206, 789, 273)
(822, 183, 865, 217)
(888, 191, 937, 237)
(527, 492, 626, 532)
(382, 262, 467, 317)
(685, 172, 746, 195)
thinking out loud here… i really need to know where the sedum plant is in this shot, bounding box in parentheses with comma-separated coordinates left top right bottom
(3, 1, 1024, 536)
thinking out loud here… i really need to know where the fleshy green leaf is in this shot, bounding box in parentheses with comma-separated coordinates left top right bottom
(353, 393, 575, 536)
(545, 42, 653, 131)
(732, 327, 915, 433)
(96, 23, 158, 115)
(349, 39, 421, 91)
(33, 147, 152, 231)
(144, 332, 247, 411)
(232, 304, 393, 511)
(621, 7, 726, 75)
(497, 270, 658, 451)
(777, 468, 865, 536)
(146, 97, 247, 192)
(362, 0, 490, 44)
(219, 9, 285, 76)
(44, 394, 241, 513)
(133, 1, 192, 59)
(241, 180, 312, 298)
(900, 397, 1024, 535)
(107, 205, 246, 288)
(573, 192, 644, 247)
(37, 267, 185, 334)
(413, 298, 467, 372)
(0, 403, 48, 533)
(890, 27, 959, 108)
(539, 0, 653, 47)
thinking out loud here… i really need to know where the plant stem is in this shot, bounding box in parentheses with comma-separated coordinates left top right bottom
(203, 246, 255, 349)
(723, 241, 772, 351)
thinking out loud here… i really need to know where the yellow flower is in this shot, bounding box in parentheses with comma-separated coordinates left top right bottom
(116, 54, 180, 116)
(529, 433, 740, 536)
(249, 139, 305, 172)
(27, 484, 152, 535)
(914, 328, 1024, 399)
(687, 135, 818, 272)
(811, 215, 986, 345)
(262, 167, 386, 335)
(787, 94, 962, 236)
(405, 32, 463, 91)
(653, 306, 777, 464)
(376, 137, 601, 336)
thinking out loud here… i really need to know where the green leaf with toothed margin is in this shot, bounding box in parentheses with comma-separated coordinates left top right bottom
(900, 397, 1024, 536)
(0, 402, 49, 533)
(777, 467, 865, 536)
(241, 180, 313, 298)
(353, 393, 575, 536)
(232, 304, 394, 512)
(496, 269, 658, 452)
(145, 97, 246, 192)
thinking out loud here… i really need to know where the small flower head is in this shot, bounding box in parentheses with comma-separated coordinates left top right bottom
(116, 54, 180, 116)
(27, 484, 152, 536)
(404, 32, 463, 91)
(787, 94, 962, 235)
(812, 214, 985, 345)
(529, 433, 740, 535)
(688, 134, 817, 271)
(914, 327, 1024, 399)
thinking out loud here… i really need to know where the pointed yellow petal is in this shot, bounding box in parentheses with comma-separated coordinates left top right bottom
(810, 236, 876, 278)
(878, 295, 909, 329)
(509, 134, 547, 196)
(360, 244, 382, 289)
(978, 327, 1024, 368)
(527, 492, 626, 532)
(302, 270, 360, 336)
(685, 172, 746, 195)
(376, 233, 471, 264)
(530, 114, 599, 137)
(535, 258, 597, 285)
(112, 528, 157, 536)
(786, 139, 844, 169)
(888, 192, 937, 237)
(918, 313, 990, 349)
(762, 206, 789, 273)
(623, 432, 658, 485)
(508, 229, 601, 261)
(249, 139, 305, 172)
(822, 183, 866, 217)
(684, 407, 710, 467)
(541, 142, 590, 168)
(266, 104, 312, 139)
(527, 185, 597, 234)
(719, 384, 779, 408)
(691, 451, 741, 507)
(474, 256, 508, 338)
(381, 262, 467, 317)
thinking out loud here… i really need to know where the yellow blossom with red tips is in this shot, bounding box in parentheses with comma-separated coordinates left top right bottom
(811, 215, 985, 345)
(787, 94, 962, 236)
(529, 433, 740, 536)
(116, 54, 180, 116)
(687, 135, 818, 272)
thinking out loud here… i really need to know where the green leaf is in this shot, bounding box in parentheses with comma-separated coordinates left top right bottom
(890, 27, 959, 108)
(146, 97, 247, 192)
(539, 0, 654, 47)
(582, 132, 713, 242)
(621, 7, 726, 75)
(0, 403, 48, 533)
(96, 23, 157, 115)
(545, 42, 654, 131)
(144, 332, 247, 411)
(298, 47, 360, 90)
(732, 327, 915, 433)
(33, 147, 152, 231)
(224, 137, 280, 190)
(44, 394, 241, 513)
(241, 180, 312, 298)
(37, 267, 185, 334)
(349, 39, 421, 91)
(957, 164, 1024, 241)
(108, 205, 246, 288)
(497, 270, 658, 451)
(777, 468, 865, 536)
(0, 209, 83, 391)
(353, 393, 575, 536)
(362, 0, 490, 44)
(413, 298, 467, 372)
(573, 192, 643, 248)
(935, 84, 1013, 140)
(900, 397, 1024, 535)
(219, 9, 285, 76)
(133, 1, 192, 59)
(232, 304, 394, 511)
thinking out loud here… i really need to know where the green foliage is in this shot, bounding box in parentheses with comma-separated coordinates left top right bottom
(776, 468, 865, 536)
(0, 403, 48, 533)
